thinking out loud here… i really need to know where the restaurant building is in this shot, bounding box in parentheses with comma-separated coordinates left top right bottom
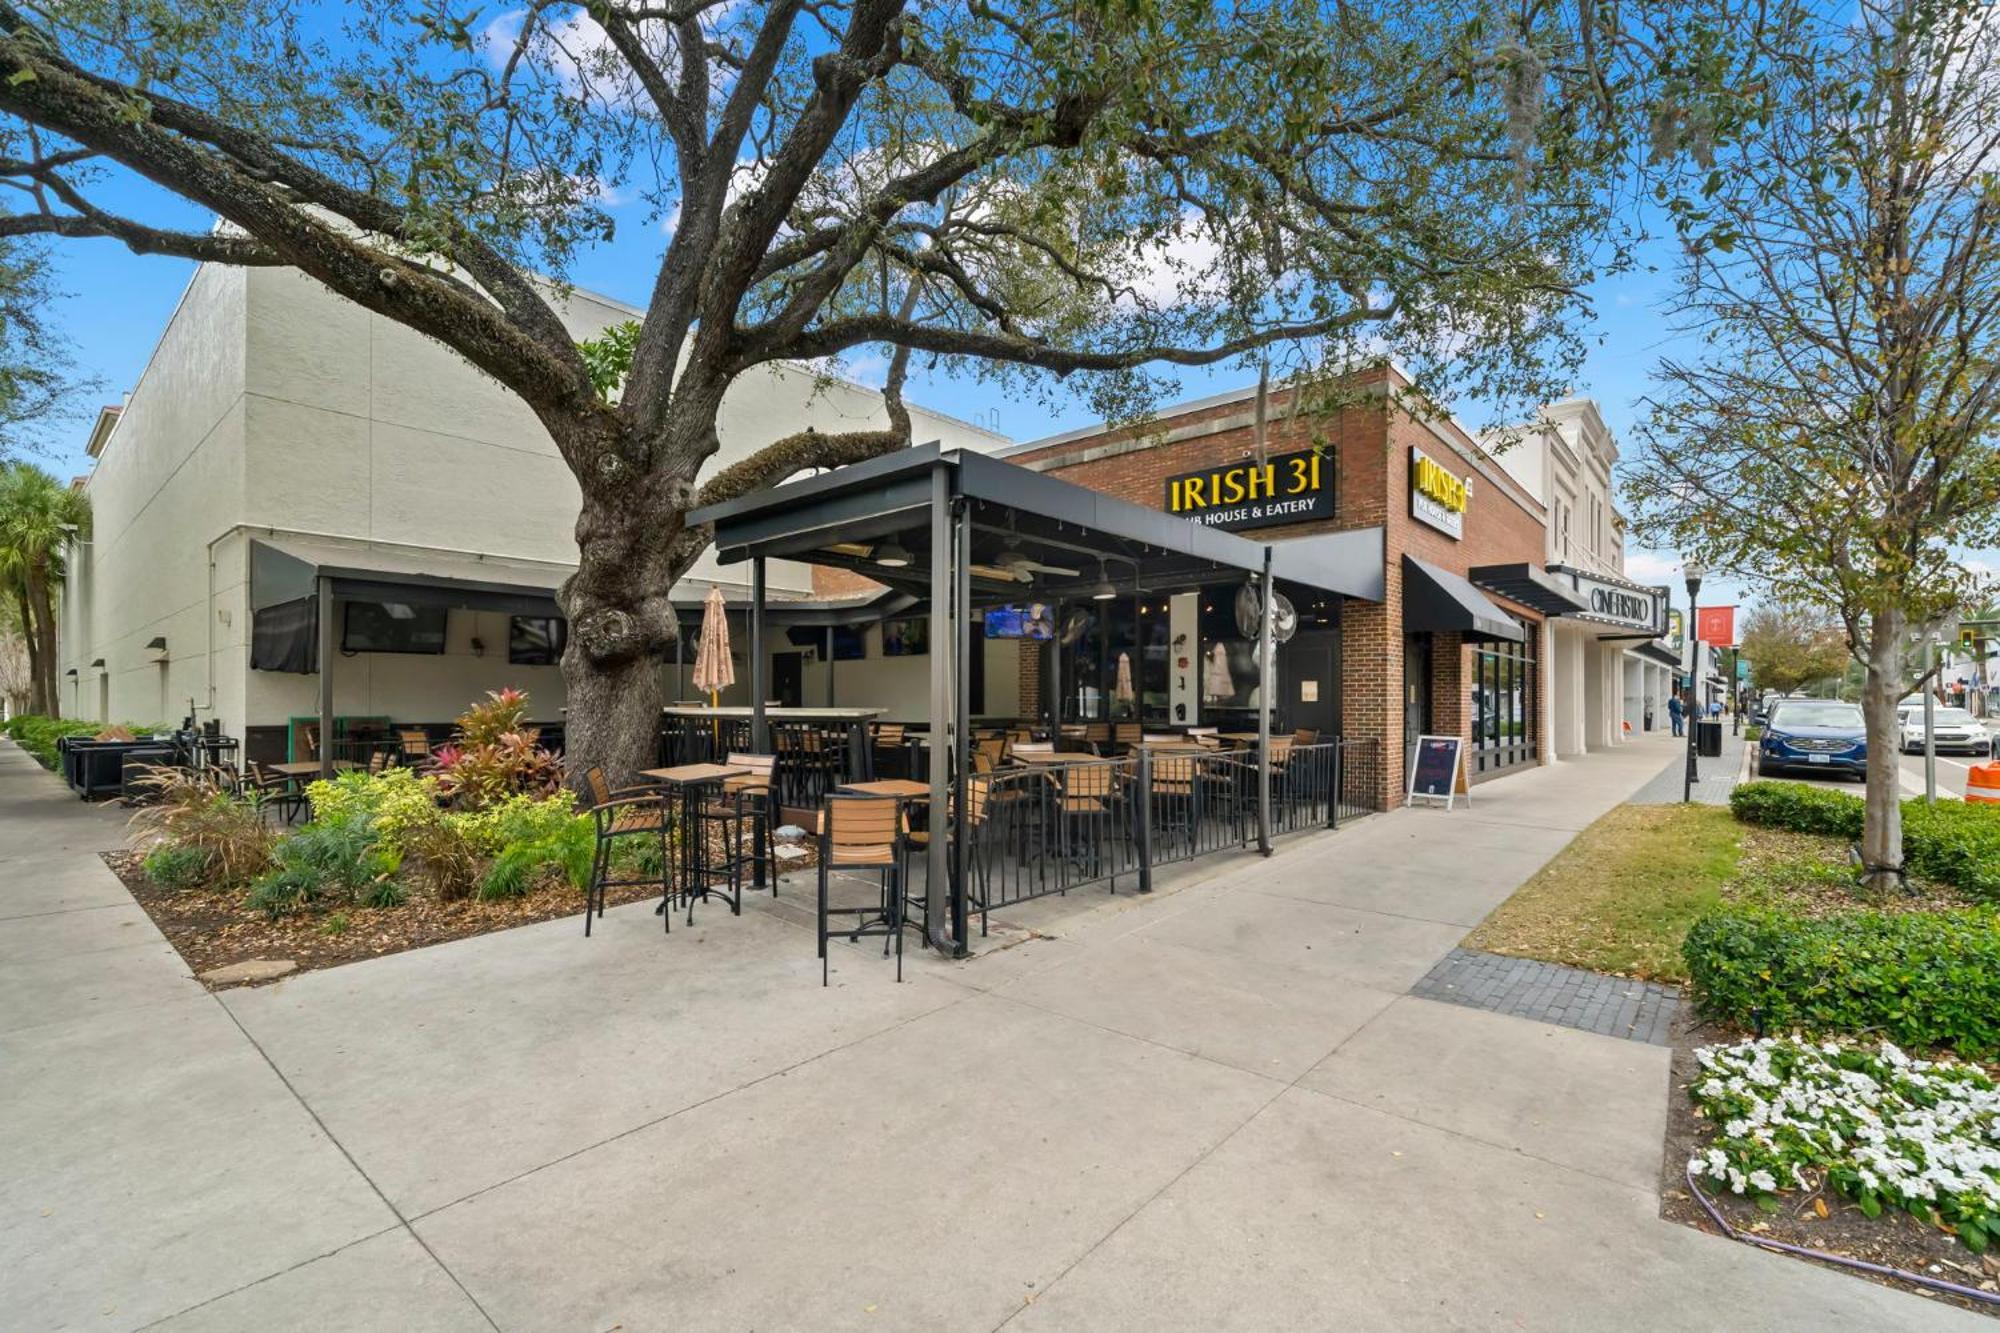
(1002, 364, 1597, 809)
(1480, 399, 1677, 759)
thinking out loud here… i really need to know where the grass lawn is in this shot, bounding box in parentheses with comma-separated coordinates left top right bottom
(1466, 803, 1977, 983)
(1464, 805, 1742, 982)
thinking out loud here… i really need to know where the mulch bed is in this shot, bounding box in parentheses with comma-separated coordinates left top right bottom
(106, 849, 663, 990)
(1658, 1008, 2000, 1318)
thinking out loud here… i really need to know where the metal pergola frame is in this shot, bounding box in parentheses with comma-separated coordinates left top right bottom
(690, 445, 1383, 957)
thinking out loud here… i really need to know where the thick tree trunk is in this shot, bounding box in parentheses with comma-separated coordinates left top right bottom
(24, 568, 58, 718)
(14, 585, 43, 715)
(558, 440, 701, 789)
(1857, 605, 1906, 889)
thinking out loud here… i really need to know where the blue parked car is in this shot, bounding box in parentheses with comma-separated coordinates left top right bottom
(1756, 699, 1868, 779)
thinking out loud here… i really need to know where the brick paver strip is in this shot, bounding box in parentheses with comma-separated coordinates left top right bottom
(1411, 947, 1681, 1046)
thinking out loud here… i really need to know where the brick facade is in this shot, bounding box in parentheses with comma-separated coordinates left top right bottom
(1012, 367, 1550, 810)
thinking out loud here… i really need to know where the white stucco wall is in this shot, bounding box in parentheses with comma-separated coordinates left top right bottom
(60, 261, 1011, 735)
(58, 265, 250, 727)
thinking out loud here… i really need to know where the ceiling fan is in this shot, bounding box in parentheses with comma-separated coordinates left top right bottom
(975, 531, 1078, 585)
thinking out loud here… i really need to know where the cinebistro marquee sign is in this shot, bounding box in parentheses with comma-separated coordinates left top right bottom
(1163, 448, 1333, 531)
(1552, 565, 1669, 635)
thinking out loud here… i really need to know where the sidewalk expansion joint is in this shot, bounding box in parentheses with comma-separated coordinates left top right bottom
(1410, 948, 1680, 1046)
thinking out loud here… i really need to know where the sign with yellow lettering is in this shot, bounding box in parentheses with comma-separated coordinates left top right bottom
(1162, 448, 1333, 531)
(1409, 444, 1467, 539)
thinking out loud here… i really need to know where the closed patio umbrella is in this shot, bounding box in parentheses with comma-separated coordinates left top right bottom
(691, 585, 735, 704)
(1204, 642, 1234, 700)
(1113, 651, 1135, 707)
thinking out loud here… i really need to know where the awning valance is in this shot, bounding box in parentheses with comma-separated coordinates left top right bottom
(1468, 562, 1592, 617)
(1403, 556, 1524, 642)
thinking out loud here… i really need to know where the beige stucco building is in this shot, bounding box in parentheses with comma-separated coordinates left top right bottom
(57, 264, 1010, 756)
(1482, 398, 1677, 757)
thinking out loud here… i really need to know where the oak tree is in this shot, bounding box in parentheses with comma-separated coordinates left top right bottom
(0, 0, 1669, 780)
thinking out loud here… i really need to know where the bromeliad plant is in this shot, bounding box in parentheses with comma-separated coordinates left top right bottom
(1689, 1037, 2000, 1253)
(429, 688, 563, 807)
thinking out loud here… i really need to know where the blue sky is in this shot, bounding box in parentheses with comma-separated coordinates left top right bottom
(24, 188, 1742, 611)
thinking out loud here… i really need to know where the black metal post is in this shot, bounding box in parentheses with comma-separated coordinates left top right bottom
(925, 467, 955, 955)
(1683, 585, 1699, 802)
(1136, 745, 1154, 893)
(1048, 598, 1064, 745)
(750, 556, 768, 753)
(315, 574, 334, 780)
(1256, 553, 1274, 856)
(1328, 743, 1341, 830)
(952, 500, 972, 954)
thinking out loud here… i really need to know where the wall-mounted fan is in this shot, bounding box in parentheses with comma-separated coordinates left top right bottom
(1059, 608, 1093, 646)
(1233, 583, 1299, 643)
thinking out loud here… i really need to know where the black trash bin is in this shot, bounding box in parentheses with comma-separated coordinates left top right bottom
(1696, 719, 1724, 758)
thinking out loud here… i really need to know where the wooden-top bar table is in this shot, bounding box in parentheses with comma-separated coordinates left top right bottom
(640, 762, 749, 927)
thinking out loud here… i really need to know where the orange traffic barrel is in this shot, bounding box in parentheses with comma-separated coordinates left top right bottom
(1969, 762, 2000, 804)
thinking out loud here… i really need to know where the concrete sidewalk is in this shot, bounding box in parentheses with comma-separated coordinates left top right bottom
(1, 734, 1973, 1331)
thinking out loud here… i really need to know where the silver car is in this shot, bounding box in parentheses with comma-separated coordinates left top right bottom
(1897, 705, 1995, 756)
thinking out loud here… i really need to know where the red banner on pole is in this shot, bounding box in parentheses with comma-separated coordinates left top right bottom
(1696, 605, 1736, 646)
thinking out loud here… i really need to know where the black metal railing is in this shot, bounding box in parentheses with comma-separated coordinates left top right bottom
(1336, 737, 1384, 823)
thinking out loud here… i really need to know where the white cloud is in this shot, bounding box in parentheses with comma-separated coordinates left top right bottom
(1622, 551, 1682, 583)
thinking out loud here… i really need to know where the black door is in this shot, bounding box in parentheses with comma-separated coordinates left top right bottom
(1403, 632, 1432, 769)
(1281, 629, 1340, 738)
(773, 651, 804, 707)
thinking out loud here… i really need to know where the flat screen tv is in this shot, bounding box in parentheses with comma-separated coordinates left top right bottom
(830, 625, 866, 661)
(881, 616, 929, 657)
(342, 601, 448, 655)
(509, 616, 567, 666)
(983, 602, 1054, 641)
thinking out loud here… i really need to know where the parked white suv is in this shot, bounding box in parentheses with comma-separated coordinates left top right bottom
(1896, 704, 1995, 756)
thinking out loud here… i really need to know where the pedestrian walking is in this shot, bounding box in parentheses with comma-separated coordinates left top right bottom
(1668, 692, 1685, 737)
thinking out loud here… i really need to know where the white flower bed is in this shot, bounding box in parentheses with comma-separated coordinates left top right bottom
(1689, 1037, 2000, 1253)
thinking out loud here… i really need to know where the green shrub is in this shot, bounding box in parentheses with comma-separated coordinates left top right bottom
(1730, 780, 2000, 900)
(304, 767, 443, 850)
(127, 767, 274, 886)
(245, 817, 399, 919)
(1902, 801, 2000, 900)
(1682, 905, 2000, 1058)
(142, 843, 209, 890)
(479, 812, 593, 901)
(1728, 781, 1864, 838)
(2, 715, 162, 769)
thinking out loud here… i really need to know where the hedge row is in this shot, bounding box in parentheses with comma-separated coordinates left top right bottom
(1, 714, 164, 770)
(1683, 906, 2000, 1059)
(1728, 780, 2000, 900)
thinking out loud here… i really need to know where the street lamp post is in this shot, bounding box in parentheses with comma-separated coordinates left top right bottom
(1683, 558, 1706, 803)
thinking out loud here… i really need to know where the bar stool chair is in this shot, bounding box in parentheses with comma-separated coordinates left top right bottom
(581, 766, 671, 936)
(686, 751, 778, 923)
(817, 794, 903, 985)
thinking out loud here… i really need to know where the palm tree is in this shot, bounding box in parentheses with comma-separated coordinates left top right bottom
(0, 462, 88, 716)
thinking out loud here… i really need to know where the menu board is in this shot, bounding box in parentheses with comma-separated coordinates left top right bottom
(1408, 735, 1469, 808)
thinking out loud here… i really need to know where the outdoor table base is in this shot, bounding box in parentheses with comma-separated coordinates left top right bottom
(641, 764, 750, 928)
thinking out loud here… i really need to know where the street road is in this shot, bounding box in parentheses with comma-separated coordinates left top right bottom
(1751, 737, 1991, 800)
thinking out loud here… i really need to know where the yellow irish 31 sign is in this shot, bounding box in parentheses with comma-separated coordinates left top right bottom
(1163, 448, 1332, 531)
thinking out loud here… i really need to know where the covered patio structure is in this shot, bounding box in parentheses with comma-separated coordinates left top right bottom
(688, 444, 1382, 958)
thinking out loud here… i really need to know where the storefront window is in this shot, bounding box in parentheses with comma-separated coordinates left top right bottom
(1472, 619, 1538, 775)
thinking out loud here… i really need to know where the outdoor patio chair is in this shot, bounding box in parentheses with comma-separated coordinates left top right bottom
(1054, 760, 1120, 878)
(397, 728, 432, 764)
(1292, 727, 1320, 746)
(1083, 722, 1112, 755)
(686, 752, 779, 917)
(817, 794, 903, 985)
(583, 787, 672, 937)
(1112, 722, 1142, 753)
(247, 761, 306, 824)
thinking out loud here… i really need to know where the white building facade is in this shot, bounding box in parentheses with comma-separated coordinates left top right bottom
(58, 264, 1011, 758)
(1484, 399, 1678, 757)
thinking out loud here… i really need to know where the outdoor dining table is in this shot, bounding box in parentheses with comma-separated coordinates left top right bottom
(641, 763, 749, 919)
(267, 760, 360, 778)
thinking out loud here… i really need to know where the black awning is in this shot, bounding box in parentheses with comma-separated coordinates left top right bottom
(1468, 563, 1591, 617)
(1403, 556, 1524, 642)
(1634, 640, 1682, 668)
